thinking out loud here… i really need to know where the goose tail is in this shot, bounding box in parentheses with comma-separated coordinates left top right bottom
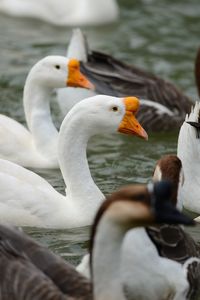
(67, 28, 89, 63)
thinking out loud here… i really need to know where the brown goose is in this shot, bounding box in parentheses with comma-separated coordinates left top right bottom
(57, 29, 195, 131)
(0, 181, 194, 300)
(78, 155, 200, 299)
(150, 154, 200, 299)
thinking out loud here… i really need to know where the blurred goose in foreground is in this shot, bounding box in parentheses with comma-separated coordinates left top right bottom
(0, 96, 147, 228)
(57, 29, 195, 131)
(178, 102, 200, 215)
(0, 56, 93, 169)
(0, 0, 119, 26)
(0, 181, 194, 300)
(78, 155, 200, 299)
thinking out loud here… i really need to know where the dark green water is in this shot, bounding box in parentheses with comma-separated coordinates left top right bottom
(0, 0, 200, 267)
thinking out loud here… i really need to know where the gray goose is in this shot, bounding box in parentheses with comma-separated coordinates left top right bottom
(0, 180, 194, 300)
(150, 155, 200, 299)
(78, 155, 200, 299)
(58, 29, 196, 131)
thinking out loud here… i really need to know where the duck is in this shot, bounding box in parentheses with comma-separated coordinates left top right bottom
(0, 95, 147, 228)
(177, 101, 200, 215)
(0, 180, 195, 300)
(0, 0, 119, 26)
(57, 29, 195, 131)
(0, 56, 93, 169)
(77, 154, 200, 299)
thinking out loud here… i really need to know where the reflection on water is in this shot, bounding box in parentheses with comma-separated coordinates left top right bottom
(0, 0, 200, 271)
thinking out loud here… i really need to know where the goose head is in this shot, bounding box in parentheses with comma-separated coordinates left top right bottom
(63, 95, 148, 139)
(27, 55, 94, 90)
(153, 155, 184, 210)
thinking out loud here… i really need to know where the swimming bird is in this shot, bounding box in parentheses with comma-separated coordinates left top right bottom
(116, 157, 200, 300)
(57, 29, 194, 131)
(0, 95, 147, 228)
(0, 56, 93, 169)
(78, 155, 200, 299)
(0, 0, 119, 26)
(0, 180, 194, 300)
(178, 101, 200, 215)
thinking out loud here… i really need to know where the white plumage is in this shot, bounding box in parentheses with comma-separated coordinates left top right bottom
(0, 0, 119, 26)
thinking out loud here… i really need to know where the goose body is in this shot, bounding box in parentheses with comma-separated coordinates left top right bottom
(78, 155, 200, 299)
(0, 224, 92, 300)
(177, 102, 200, 214)
(120, 155, 199, 299)
(91, 181, 196, 300)
(0, 0, 119, 26)
(121, 157, 200, 300)
(0, 56, 92, 169)
(57, 29, 194, 131)
(0, 95, 147, 228)
(0, 181, 194, 300)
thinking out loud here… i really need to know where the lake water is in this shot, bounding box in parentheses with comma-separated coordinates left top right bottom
(0, 0, 200, 268)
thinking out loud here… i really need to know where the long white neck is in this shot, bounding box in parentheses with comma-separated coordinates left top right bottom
(23, 77, 58, 159)
(92, 217, 128, 300)
(58, 112, 104, 217)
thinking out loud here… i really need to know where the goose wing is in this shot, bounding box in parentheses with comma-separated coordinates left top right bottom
(147, 225, 200, 262)
(0, 224, 92, 300)
(0, 115, 33, 163)
(81, 51, 192, 120)
(0, 159, 61, 226)
(185, 258, 200, 299)
(137, 100, 179, 131)
(147, 225, 200, 299)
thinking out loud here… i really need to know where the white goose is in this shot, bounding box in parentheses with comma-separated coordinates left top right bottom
(177, 101, 200, 215)
(0, 56, 93, 169)
(0, 95, 147, 228)
(0, 181, 194, 300)
(77, 155, 200, 300)
(0, 0, 119, 26)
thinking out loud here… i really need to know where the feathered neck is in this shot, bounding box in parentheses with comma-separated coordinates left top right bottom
(92, 215, 127, 300)
(23, 75, 58, 160)
(58, 109, 104, 218)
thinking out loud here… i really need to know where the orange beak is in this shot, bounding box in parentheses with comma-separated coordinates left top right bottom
(118, 97, 148, 140)
(67, 59, 94, 90)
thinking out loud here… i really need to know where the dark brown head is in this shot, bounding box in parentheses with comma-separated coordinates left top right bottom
(153, 155, 183, 207)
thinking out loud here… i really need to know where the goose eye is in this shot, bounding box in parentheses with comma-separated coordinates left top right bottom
(55, 65, 60, 69)
(112, 106, 119, 112)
